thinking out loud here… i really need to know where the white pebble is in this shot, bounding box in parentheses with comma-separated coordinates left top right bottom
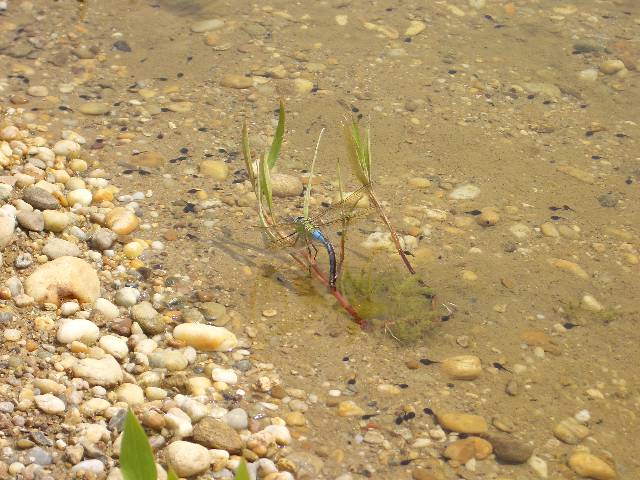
(35, 393, 66, 414)
(98, 335, 129, 360)
(575, 409, 591, 423)
(94, 297, 120, 320)
(211, 368, 238, 385)
(57, 319, 99, 345)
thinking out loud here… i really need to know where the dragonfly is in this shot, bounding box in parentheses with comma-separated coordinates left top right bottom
(263, 184, 375, 289)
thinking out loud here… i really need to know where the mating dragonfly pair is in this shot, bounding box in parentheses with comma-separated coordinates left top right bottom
(263, 184, 375, 289)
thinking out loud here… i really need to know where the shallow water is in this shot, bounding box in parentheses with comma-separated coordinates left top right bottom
(2, 0, 639, 478)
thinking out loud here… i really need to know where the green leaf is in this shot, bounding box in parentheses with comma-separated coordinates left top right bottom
(120, 409, 157, 480)
(259, 152, 273, 213)
(167, 467, 179, 480)
(344, 120, 371, 186)
(235, 459, 250, 480)
(267, 99, 285, 169)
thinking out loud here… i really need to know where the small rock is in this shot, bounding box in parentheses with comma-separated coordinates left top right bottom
(148, 350, 188, 371)
(441, 355, 482, 380)
(78, 102, 110, 115)
(476, 208, 499, 226)
(98, 335, 128, 360)
(540, 222, 559, 237)
(173, 323, 237, 351)
(114, 287, 139, 307)
(485, 433, 533, 464)
(554, 418, 590, 445)
(94, 298, 120, 320)
(294, 78, 314, 94)
(57, 319, 99, 345)
(225, 408, 248, 430)
(71, 459, 105, 474)
(132, 151, 164, 168)
(199, 160, 229, 180)
(27, 85, 49, 97)
(436, 412, 487, 434)
(131, 301, 165, 335)
(112, 40, 131, 52)
(165, 441, 211, 478)
(548, 258, 589, 280)
(25, 256, 101, 305)
(338, 401, 365, 417)
(193, 417, 242, 452)
(34, 394, 65, 414)
(42, 210, 71, 232)
(116, 383, 144, 406)
(220, 74, 253, 89)
(42, 238, 80, 259)
(72, 355, 123, 386)
(270, 173, 303, 198)
(89, 228, 117, 251)
(580, 294, 603, 312)
(405, 20, 426, 37)
(16, 210, 44, 232)
(449, 184, 480, 200)
(53, 140, 81, 157)
(22, 187, 59, 210)
(568, 452, 616, 480)
(0, 213, 15, 249)
(191, 19, 224, 32)
(105, 207, 139, 235)
(600, 59, 625, 75)
(557, 165, 594, 184)
(444, 437, 492, 462)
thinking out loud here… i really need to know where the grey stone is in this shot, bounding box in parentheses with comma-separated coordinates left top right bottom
(485, 433, 533, 464)
(16, 210, 44, 231)
(22, 187, 59, 210)
(192, 417, 243, 452)
(26, 447, 53, 466)
(89, 228, 117, 250)
(131, 301, 165, 335)
(42, 238, 81, 259)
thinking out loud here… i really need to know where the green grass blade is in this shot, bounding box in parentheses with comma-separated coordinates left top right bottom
(120, 409, 157, 480)
(303, 128, 324, 218)
(235, 459, 250, 480)
(344, 120, 371, 186)
(167, 467, 179, 480)
(241, 120, 255, 186)
(259, 152, 273, 213)
(267, 100, 285, 169)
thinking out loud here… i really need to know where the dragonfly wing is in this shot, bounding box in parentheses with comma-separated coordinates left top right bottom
(314, 205, 376, 228)
(309, 184, 371, 225)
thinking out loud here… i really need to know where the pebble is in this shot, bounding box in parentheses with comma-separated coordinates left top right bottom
(568, 452, 616, 480)
(485, 434, 533, 464)
(70, 459, 105, 474)
(441, 355, 482, 380)
(476, 208, 500, 226)
(4, 328, 21, 341)
(0, 212, 15, 249)
(115, 383, 144, 406)
(557, 165, 594, 184)
(337, 401, 365, 416)
(540, 222, 559, 237)
(22, 187, 59, 210)
(528, 455, 548, 479)
(165, 441, 211, 477)
(57, 319, 100, 345)
(580, 294, 603, 312)
(53, 140, 81, 157)
(211, 368, 238, 384)
(114, 287, 139, 306)
(449, 184, 480, 200)
(27, 85, 49, 97)
(404, 20, 426, 37)
(148, 350, 188, 371)
(600, 59, 625, 75)
(42, 210, 71, 232)
(78, 102, 110, 115)
(554, 417, 590, 445)
(42, 238, 80, 259)
(220, 74, 253, 89)
(94, 298, 120, 320)
(294, 78, 314, 94)
(98, 335, 129, 359)
(579, 69, 599, 82)
(67, 188, 93, 207)
(548, 258, 589, 279)
(191, 18, 224, 32)
(436, 412, 487, 434)
(193, 417, 243, 452)
(173, 323, 238, 351)
(90, 228, 117, 250)
(225, 408, 249, 430)
(34, 393, 65, 414)
(105, 207, 139, 234)
(443, 437, 492, 462)
(270, 174, 303, 198)
(72, 355, 123, 386)
(199, 160, 229, 180)
(131, 301, 165, 335)
(24, 256, 101, 305)
(16, 210, 44, 231)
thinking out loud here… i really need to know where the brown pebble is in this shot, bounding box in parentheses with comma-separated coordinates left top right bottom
(164, 230, 178, 241)
(405, 359, 420, 370)
(111, 318, 132, 336)
(270, 384, 287, 399)
(10, 94, 29, 105)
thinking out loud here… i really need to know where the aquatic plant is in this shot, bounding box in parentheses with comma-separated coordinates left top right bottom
(119, 409, 249, 480)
